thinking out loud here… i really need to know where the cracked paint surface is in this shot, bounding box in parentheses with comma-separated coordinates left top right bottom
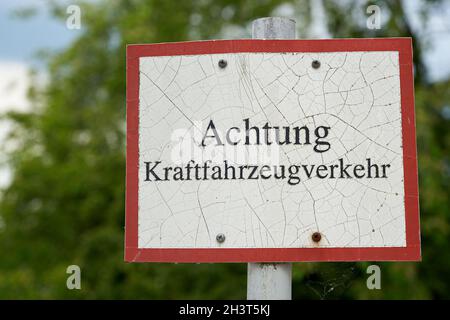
(137, 51, 406, 248)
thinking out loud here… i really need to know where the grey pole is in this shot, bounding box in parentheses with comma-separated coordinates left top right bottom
(247, 17, 295, 301)
(252, 17, 296, 40)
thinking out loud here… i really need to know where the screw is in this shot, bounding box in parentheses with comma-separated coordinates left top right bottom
(216, 233, 226, 243)
(312, 60, 321, 69)
(218, 59, 227, 69)
(312, 232, 322, 243)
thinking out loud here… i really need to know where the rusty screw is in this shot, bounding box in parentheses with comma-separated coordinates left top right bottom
(218, 59, 227, 69)
(312, 232, 322, 243)
(312, 60, 321, 69)
(216, 233, 226, 243)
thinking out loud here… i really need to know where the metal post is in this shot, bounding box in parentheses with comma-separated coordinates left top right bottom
(252, 17, 296, 40)
(247, 17, 296, 301)
(247, 263, 292, 300)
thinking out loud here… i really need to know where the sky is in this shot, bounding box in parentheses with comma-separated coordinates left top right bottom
(0, 0, 81, 186)
(0, 0, 449, 187)
(0, 0, 80, 110)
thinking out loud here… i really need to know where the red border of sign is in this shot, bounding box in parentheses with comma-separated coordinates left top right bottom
(125, 38, 420, 262)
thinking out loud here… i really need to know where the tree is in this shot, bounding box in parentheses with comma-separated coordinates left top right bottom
(0, 0, 449, 299)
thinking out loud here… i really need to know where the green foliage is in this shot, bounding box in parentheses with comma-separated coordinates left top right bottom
(0, 0, 449, 299)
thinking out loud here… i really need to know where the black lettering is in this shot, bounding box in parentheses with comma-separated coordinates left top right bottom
(302, 164, 315, 179)
(294, 126, 310, 145)
(224, 160, 236, 179)
(262, 123, 272, 145)
(381, 164, 390, 178)
(354, 164, 365, 178)
(144, 161, 162, 181)
(339, 158, 352, 178)
(226, 127, 240, 145)
(314, 126, 331, 153)
(173, 166, 183, 180)
(201, 120, 223, 147)
(329, 164, 338, 178)
(260, 165, 272, 179)
(274, 165, 286, 179)
(247, 165, 259, 179)
(288, 165, 301, 185)
(316, 165, 328, 178)
(211, 165, 222, 179)
(367, 158, 380, 178)
(163, 166, 172, 180)
(244, 118, 260, 145)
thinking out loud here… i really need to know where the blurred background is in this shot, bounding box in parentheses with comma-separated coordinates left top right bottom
(0, 0, 449, 299)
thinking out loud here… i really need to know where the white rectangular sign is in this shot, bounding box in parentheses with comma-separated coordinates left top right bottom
(125, 39, 420, 262)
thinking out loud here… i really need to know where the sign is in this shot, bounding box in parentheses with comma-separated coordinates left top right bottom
(125, 39, 420, 262)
